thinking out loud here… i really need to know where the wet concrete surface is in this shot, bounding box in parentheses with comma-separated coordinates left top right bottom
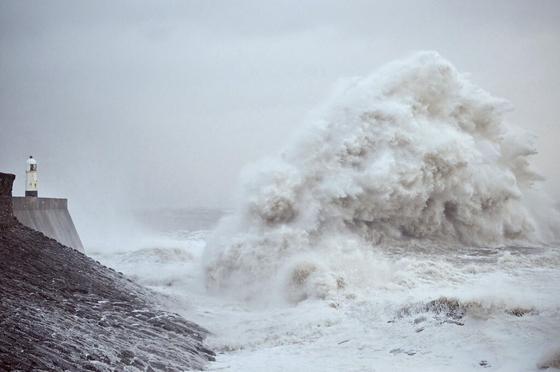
(0, 222, 214, 371)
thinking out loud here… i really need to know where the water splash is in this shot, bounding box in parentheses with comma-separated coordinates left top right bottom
(204, 51, 559, 301)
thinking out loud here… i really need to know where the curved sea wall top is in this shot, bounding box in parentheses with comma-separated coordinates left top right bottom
(12, 196, 85, 252)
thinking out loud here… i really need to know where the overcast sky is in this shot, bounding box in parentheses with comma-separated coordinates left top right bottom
(1, 1, 559, 243)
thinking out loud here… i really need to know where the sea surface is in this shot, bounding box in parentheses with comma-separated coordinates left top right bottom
(89, 208, 560, 372)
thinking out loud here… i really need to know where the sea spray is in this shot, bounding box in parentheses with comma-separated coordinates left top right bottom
(204, 51, 559, 301)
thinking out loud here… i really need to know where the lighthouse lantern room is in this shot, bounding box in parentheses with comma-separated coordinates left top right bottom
(25, 156, 38, 197)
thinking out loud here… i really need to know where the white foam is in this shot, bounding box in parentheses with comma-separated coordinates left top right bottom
(204, 51, 560, 301)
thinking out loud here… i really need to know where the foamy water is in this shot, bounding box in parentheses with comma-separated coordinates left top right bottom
(91, 53, 559, 371)
(90, 223, 560, 371)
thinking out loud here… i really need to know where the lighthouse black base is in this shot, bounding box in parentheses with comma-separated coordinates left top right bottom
(25, 190, 38, 197)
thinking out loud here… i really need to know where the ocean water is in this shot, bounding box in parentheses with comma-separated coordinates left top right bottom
(91, 52, 560, 371)
(89, 208, 560, 372)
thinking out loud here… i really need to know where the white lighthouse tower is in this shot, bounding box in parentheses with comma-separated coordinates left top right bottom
(25, 156, 38, 197)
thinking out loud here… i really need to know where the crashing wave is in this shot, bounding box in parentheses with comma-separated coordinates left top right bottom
(204, 51, 559, 301)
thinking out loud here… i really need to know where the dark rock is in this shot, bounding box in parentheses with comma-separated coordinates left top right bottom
(506, 307, 535, 317)
(424, 297, 465, 320)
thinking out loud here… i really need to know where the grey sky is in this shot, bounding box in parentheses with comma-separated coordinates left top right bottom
(1, 1, 559, 243)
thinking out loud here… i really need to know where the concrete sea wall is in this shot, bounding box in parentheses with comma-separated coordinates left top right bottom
(12, 196, 84, 252)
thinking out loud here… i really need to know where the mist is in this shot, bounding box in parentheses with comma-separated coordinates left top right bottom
(1, 0, 559, 247)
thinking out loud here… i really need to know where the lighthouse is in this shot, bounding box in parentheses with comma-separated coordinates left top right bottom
(25, 156, 38, 197)
(10, 156, 84, 252)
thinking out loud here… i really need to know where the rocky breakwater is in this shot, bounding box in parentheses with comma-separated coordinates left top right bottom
(0, 172, 214, 371)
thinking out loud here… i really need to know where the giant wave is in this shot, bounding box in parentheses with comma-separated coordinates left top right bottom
(204, 52, 559, 302)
